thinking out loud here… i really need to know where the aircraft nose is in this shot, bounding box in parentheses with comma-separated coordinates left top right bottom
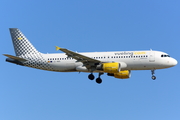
(171, 58, 178, 66)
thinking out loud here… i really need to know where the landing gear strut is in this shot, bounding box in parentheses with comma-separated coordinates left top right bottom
(151, 70, 156, 80)
(96, 73, 104, 84)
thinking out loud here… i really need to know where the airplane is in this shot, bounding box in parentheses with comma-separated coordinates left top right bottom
(3, 28, 178, 84)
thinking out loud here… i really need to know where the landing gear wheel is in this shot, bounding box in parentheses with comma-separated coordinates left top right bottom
(151, 70, 156, 80)
(88, 74, 95, 80)
(96, 78, 102, 84)
(152, 76, 156, 80)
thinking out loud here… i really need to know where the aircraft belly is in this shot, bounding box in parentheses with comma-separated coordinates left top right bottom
(50, 62, 76, 71)
(127, 60, 165, 70)
(126, 59, 152, 70)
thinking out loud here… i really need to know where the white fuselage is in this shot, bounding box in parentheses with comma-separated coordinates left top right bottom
(33, 50, 177, 72)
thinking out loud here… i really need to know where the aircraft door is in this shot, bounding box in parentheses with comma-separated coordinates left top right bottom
(149, 51, 155, 62)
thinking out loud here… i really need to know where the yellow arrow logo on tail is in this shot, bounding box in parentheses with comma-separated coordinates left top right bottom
(18, 37, 22, 40)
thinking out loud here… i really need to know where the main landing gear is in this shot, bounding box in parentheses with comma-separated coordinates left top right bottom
(88, 73, 95, 80)
(88, 73, 104, 84)
(151, 70, 156, 80)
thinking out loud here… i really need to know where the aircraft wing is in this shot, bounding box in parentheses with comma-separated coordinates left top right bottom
(55, 46, 101, 65)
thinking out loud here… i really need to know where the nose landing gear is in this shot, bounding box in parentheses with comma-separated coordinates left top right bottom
(152, 75, 156, 80)
(151, 70, 156, 80)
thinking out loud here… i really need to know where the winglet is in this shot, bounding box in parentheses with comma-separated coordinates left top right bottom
(55, 46, 61, 51)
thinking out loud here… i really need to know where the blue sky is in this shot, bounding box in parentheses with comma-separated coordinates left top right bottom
(0, 0, 180, 120)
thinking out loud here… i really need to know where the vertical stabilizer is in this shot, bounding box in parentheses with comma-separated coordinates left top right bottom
(9, 28, 40, 56)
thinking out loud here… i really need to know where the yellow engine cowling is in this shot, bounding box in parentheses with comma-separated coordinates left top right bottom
(108, 70, 131, 79)
(102, 62, 120, 73)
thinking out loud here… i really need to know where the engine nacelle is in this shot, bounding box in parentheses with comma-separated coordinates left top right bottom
(107, 70, 131, 79)
(102, 62, 120, 73)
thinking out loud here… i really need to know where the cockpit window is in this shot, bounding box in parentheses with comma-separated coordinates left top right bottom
(161, 54, 170, 57)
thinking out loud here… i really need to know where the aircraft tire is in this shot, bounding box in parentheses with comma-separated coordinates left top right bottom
(88, 74, 95, 80)
(96, 78, 102, 84)
(152, 76, 156, 80)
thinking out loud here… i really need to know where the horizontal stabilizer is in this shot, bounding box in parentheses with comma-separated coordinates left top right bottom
(3, 54, 28, 62)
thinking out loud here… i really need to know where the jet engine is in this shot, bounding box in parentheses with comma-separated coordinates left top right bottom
(96, 62, 120, 73)
(107, 70, 131, 79)
(97, 62, 127, 73)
